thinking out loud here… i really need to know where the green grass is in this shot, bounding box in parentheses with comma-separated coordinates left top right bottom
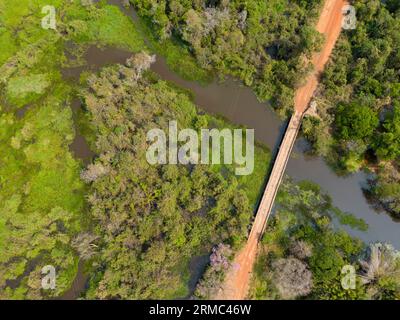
(240, 144, 270, 208)
(0, 30, 18, 66)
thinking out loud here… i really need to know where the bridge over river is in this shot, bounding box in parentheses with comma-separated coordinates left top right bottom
(216, 0, 348, 300)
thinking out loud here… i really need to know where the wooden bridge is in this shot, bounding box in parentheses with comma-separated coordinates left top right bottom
(216, 0, 348, 300)
(215, 111, 304, 299)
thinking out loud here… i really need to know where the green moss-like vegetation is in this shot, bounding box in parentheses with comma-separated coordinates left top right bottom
(64, 4, 146, 51)
(0, 0, 147, 299)
(6, 74, 50, 106)
(0, 88, 84, 299)
(0, 0, 271, 299)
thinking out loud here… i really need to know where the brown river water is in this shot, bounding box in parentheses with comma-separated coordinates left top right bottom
(61, 0, 399, 299)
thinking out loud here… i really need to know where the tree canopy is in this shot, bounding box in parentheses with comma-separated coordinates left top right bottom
(303, 0, 400, 217)
(334, 102, 379, 141)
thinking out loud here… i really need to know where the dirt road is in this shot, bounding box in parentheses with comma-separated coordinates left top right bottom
(295, 0, 347, 112)
(215, 0, 347, 300)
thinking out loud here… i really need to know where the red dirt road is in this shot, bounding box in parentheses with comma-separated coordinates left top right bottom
(295, 0, 347, 112)
(215, 0, 348, 300)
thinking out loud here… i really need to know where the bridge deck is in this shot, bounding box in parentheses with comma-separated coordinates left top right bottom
(215, 112, 303, 299)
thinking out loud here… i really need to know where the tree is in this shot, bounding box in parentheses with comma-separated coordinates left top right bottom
(182, 9, 203, 46)
(386, 0, 400, 13)
(71, 233, 99, 260)
(81, 163, 108, 183)
(194, 244, 233, 299)
(309, 246, 344, 283)
(334, 102, 379, 141)
(82, 62, 254, 299)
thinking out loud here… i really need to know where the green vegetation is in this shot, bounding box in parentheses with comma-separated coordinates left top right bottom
(194, 243, 233, 299)
(0, 85, 84, 299)
(0, 0, 271, 299)
(335, 102, 379, 141)
(302, 0, 400, 217)
(6, 74, 50, 107)
(374, 102, 400, 161)
(132, 10, 212, 83)
(64, 3, 145, 51)
(331, 207, 368, 232)
(130, 0, 325, 115)
(249, 179, 400, 300)
(1, 0, 399, 301)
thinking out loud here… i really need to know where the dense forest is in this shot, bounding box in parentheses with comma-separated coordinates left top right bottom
(248, 180, 400, 300)
(80, 57, 269, 298)
(193, 178, 400, 300)
(131, 0, 325, 115)
(301, 0, 400, 218)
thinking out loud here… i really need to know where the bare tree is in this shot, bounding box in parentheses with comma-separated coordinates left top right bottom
(272, 257, 313, 299)
(289, 240, 313, 260)
(126, 52, 156, 80)
(359, 243, 400, 284)
(203, 7, 230, 35)
(238, 10, 247, 30)
(81, 163, 108, 183)
(72, 233, 99, 260)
